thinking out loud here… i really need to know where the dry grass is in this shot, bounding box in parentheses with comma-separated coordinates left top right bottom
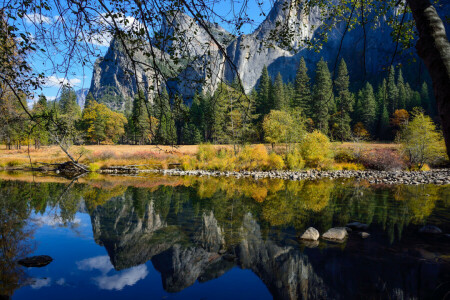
(0, 142, 402, 170)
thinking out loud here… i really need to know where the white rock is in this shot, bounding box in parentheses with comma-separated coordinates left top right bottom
(300, 227, 320, 241)
(322, 227, 348, 241)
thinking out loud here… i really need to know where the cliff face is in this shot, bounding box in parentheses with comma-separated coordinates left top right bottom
(89, 0, 448, 107)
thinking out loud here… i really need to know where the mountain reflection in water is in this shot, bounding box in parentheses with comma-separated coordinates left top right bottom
(0, 173, 449, 299)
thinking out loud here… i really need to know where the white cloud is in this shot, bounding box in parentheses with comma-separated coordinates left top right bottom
(31, 278, 51, 289)
(77, 256, 148, 291)
(99, 14, 145, 32)
(34, 214, 81, 227)
(86, 32, 112, 47)
(44, 75, 81, 87)
(77, 255, 113, 275)
(56, 278, 66, 285)
(94, 265, 148, 291)
(24, 13, 52, 25)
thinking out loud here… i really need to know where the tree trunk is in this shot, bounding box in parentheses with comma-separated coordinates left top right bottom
(407, 0, 450, 157)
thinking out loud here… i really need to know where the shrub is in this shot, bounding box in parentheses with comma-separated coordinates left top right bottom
(180, 155, 196, 170)
(88, 163, 101, 172)
(300, 131, 333, 168)
(6, 160, 22, 167)
(360, 149, 405, 171)
(334, 150, 356, 163)
(237, 144, 269, 170)
(330, 162, 364, 171)
(268, 152, 285, 170)
(286, 150, 305, 170)
(197, 144, 216, 161)
(97, 150, 116, 160)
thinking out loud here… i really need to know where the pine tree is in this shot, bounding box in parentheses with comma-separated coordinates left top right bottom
(397, 69, 407, 109)
(379, 104, 390, 140)
(256, 66, 271, 118)
(358, 82, 377, 134)
(386, 67, 398, 115)
(420, 82, 431, 114)
(130, 90, 153, 144)
(272, 72, 287, 110)
(312, 58, 333, 135)
(154, 88, 177, 145)
(84, 92, 95, 108)
(59, 85, 80, 117)
(405, 83, 413, 110)
(292, 57, 311, 115)
(334, 59, 354, 141)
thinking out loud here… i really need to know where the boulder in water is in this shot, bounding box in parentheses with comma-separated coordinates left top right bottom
(300, 227, 320, 241)
(18, 255, 53, 268)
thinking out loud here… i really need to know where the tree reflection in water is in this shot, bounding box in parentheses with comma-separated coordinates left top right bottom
(0, 174, 449, 299)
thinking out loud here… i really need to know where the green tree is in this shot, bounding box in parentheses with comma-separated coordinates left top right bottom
(272, 73, 288, 111)
(420, 82, 431, 114)
(397, 69, 407, 109)
(81, 100, 128, 144)
(333, 59, 354, 141)
(292, 57, 311, 115)
(154, 88, 177, 145)
(357, 82, 377, 135)
(397, 109, 447, 169)
(311, 58, 333, 135)
(386, 67, 398, 115)
(84, 92, 95, 108)
(263, 110, 305, 150)
(256, 66, 272, 119)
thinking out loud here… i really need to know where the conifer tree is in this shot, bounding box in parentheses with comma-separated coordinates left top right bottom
(358, 82, 377, 134)
(420, 82, 431, 114)
(397, 69, 407, 109)
(154, 88, 177, 145)
(334, 59, 354, 141)
(405, 82, 413, 110)
(379, 104, 390, 140)
(130, 90, 155, 144)
(292, 57, 311, 115)
(386, 67, 398, 115)
(84, 92, 95, 108)
(311, 58, 333, 135)
(256, 66, 271, 118)
(273, 72, 287, 110)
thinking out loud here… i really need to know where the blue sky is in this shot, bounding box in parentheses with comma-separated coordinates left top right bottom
(20, 0, 275, 105)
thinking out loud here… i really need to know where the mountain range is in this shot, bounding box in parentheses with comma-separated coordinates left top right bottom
(87, 0, 450, 111)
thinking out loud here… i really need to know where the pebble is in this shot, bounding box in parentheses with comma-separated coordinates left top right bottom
(143, 169, 450, 185)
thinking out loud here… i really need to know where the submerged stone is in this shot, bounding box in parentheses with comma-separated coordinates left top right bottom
(359, 232, 370, 239)
(18, 255, 53, 268)
(419, 225, 442, 234)
(346, 222, 369, 230)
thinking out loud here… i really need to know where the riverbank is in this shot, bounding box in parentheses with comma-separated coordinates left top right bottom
(97, 168, 450, 185)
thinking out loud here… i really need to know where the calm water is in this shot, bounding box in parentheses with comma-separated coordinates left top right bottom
(0, 173, 449, 300)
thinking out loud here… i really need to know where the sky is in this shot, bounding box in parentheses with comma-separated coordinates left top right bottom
(18, 0, 275, 105)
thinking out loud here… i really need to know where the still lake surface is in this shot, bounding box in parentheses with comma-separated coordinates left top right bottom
(0, 172, 449, 299)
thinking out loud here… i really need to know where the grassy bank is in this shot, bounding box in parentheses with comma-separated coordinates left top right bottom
(0, 142, 408, 172)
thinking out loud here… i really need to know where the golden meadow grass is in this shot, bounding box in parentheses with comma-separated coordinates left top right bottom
(0, 142, 400, 172)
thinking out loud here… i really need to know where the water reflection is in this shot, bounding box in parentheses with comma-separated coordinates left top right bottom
(0, 174, 449, 299)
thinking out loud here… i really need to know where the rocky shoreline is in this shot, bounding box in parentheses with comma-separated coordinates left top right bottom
(100, 168, 450, 185)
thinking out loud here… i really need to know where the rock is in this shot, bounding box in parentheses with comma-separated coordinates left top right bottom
(419, 225, 442, 234)
(300, 227, 320, 241)
(18, 255, 53, 268)
(322, 227, 348, 241)
(358, 232, 370, 239)
(346, 222, 369, 230)
(301, 240, 320, 248)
